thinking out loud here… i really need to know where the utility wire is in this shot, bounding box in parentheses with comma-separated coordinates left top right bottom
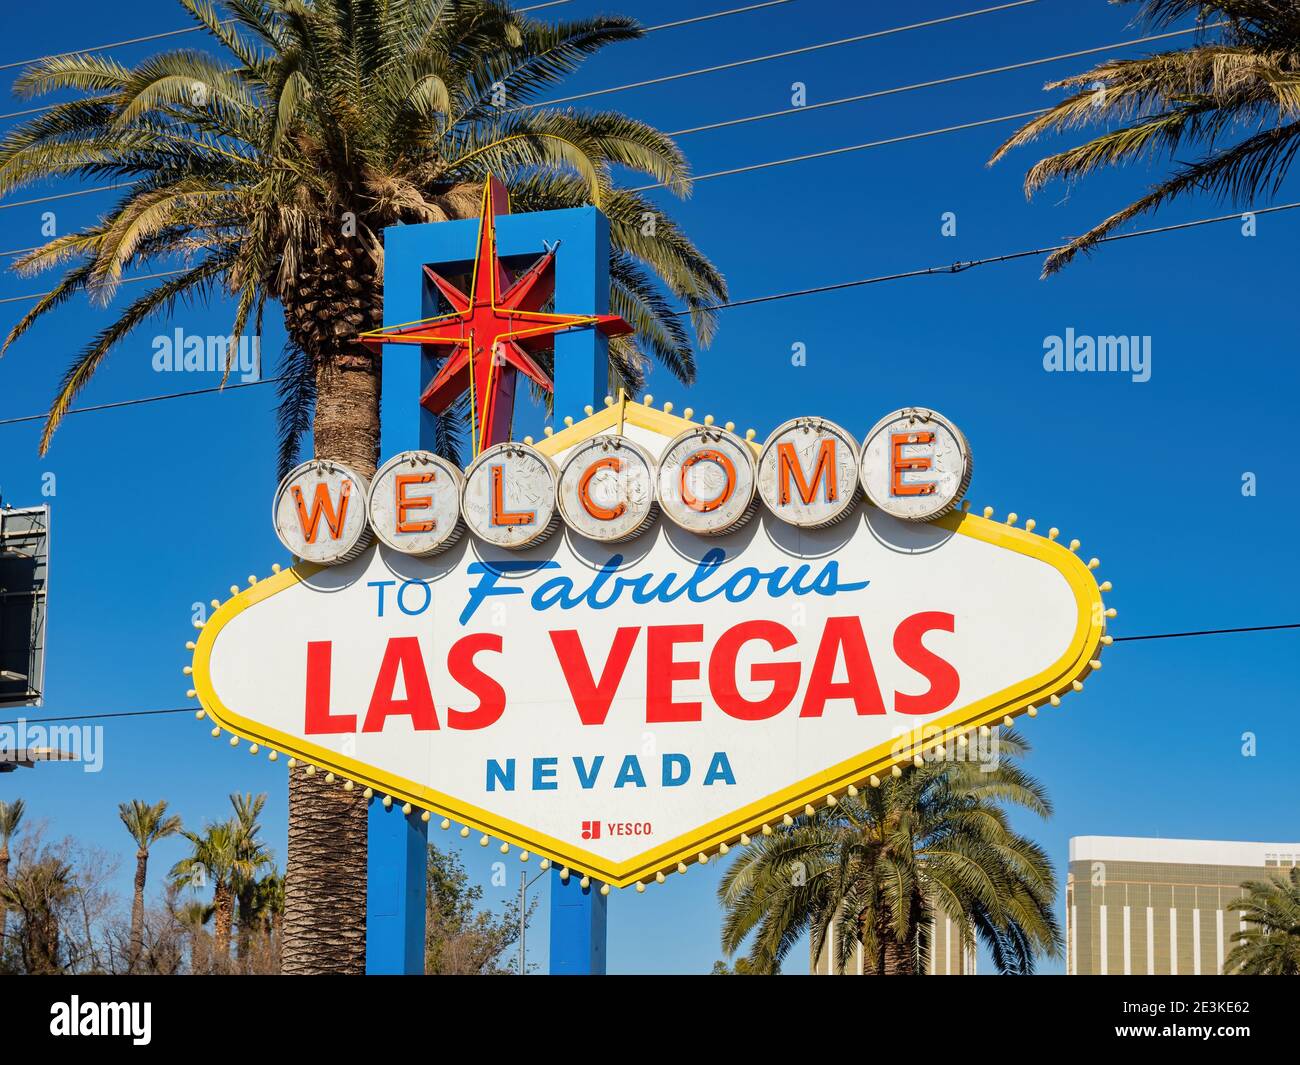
(3, 621, 1296, 728)
(1, 199, 1296, 424)
(1112, 623, 1300, 643)
(666, 25, 1206, 138)
(0, 0, 794, 122)
(532, 1, 1039, 109)
(0, 0, 573, 74)
(0, 21, 1193, 218)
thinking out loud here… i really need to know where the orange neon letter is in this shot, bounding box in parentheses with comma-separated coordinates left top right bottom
(490, 464, 535, 526)
(291, 480, 352, 543)
(680, 449, 735, 513)
(579, 457, 627, 521)
(395, 472, 436, 533)
(777, 439, 837, 505)
(890, 431, 937, 497)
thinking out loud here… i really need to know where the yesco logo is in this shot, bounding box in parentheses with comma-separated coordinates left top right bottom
(49, 997, 151, 1045)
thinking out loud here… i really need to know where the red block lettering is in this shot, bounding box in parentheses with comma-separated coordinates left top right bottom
(446, 632, 507, 730)
(363, 637, 439, 732)
(646, 624, 703, 722)
(709, 620, 800, 721)
(893, 611, 960, 715)
(551, 627, 639, 725)
(800, 616, 886, 717)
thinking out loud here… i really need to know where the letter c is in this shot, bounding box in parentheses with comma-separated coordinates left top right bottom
(578, 456, 627, 521)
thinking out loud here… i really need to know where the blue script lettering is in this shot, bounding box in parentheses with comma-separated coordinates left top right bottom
(459, 549, 867, 625)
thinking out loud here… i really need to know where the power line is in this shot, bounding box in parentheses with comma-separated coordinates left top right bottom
(3, 620, 1296, 728)
(1112, 623, 1300, 643)
(0, 0, 794, 123)
(533, 1, 1039, 109)
(637, 108, 1051, 192)
(2, 199, 1295, 426)
(0, 706, 195, 725)
(0, 18, 1190, 219)
(0, 0, 573, 74)
(666, 25, 1205, 138)
(0, 376, 278, 425)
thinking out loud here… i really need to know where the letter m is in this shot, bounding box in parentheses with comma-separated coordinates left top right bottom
(777, 439, 837, 505)
(290, 480, 352, 543)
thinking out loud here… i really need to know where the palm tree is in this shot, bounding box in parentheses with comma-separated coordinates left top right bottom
(989, 0, 1300, 274)
(118, 799, 183, 973)
(718, 730, 1062, 974)
(0, 855, 74, 974)
(170, 821, 240, 965)
(0, 798, 23, 954)
(228, 792, 273, 963)
(0, 0, 725, 973)
(1226, 866, 1300, 975)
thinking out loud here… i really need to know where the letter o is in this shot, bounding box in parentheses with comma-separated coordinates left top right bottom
(657, 427, 757, 536)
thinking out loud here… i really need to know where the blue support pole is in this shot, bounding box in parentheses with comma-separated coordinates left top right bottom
(548, 871, 608, 975)
(373, 199, 611, 975)
(365, 800, 428, 974)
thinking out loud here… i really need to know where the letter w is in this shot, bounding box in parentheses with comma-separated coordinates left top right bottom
(550, 628, 640, 725)
(291, 480, 352, 543)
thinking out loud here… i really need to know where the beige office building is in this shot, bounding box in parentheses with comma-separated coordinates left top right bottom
(812, 910, 976, 975)
(1067, 836, 1299, 975)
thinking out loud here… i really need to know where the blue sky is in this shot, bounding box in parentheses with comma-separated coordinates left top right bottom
(0, 0, 1296, 975)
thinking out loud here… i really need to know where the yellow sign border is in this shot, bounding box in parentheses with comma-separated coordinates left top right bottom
(191, 401, 1107, 888)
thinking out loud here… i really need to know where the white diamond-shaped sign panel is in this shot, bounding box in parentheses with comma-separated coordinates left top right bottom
(193, 468, 1103, 887)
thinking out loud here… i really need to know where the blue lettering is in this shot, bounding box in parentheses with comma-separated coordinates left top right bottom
(703, 752, 736, 786)
(368, 579, 396, 617)
(458, 552, 869, 625)
(573, 755, 604, 790)
(662, 753, 690, 787)
(614, 755, 646, 789)
(397, 579, 431, 616)
(487, 759, 515, 792)
(532, 757, 558, 791)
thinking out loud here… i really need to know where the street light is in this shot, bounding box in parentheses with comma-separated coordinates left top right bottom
(517, 867, 549, 975)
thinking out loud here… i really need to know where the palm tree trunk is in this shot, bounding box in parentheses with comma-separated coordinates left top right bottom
(280, 238, 382, 976)
(213, 882, 234, 965)
(881, 937, 916, 975)
(0, 850, 9, 954)
(128, 849, 147, 973)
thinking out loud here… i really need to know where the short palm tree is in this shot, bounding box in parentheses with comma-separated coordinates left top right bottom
(118, 799, 183, 973)
(0, 798, 23, 954)
(1226, 866, 1300, 975)
(0, 0, 725, 974)
(718, 730, 1062, 974)
(228, 792, 273, 962)
(989, 0, 1300, 274)
(0, 855, 74, 974)
(170, 821, 240, 964)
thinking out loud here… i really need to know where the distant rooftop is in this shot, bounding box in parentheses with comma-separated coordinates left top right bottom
(1070, 835, 1300, 867)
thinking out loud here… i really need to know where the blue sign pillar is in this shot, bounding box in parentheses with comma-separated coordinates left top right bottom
(371, 200, 612, 975)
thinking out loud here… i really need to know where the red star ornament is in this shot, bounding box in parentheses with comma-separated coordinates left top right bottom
(358, 176, 632, 454)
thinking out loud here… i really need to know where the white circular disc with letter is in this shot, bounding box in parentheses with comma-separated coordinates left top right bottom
(858, 407, 972, 522)
(462, 442, 561, 549)
(272, 459, 372, 564)
(367, 451, 465, 557)
(557, 434, 659, 543)
(657, 426, 757, 535)
(757, 417, 860, 528)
